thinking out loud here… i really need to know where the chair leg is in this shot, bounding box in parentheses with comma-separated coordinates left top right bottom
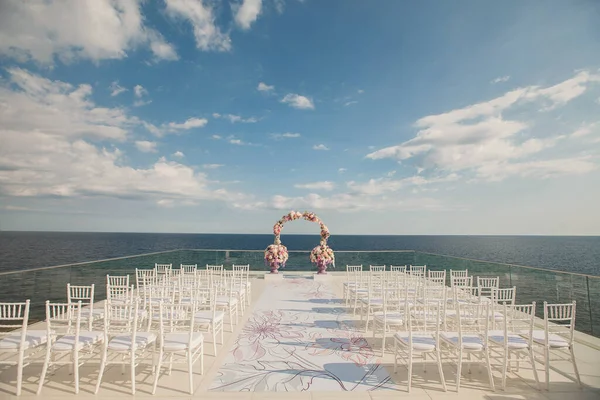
(95, 349, 107, 394)
(456, 351, 463, 392)
(16, 350, 24, 396)
(74, 351, 80, 394)
(200, 344, 205, 375)
(407, 350, 413, 393)
(545, 347, 550, 391)
(37, 347, 51, 394)
(570, 346, 581, 387)
(393, 340, 398, 373)
(188, 351, 194, 394)
(381, 325, 386, 357)
(212, 325, 217, 356)
(437, 351, 447, 392)
(484, 350, 495, 391)
(131, 352, 136, 395)
(502, 350, 508, 391)
(528, 347, 541, 390)
(152, 349, 163, 395)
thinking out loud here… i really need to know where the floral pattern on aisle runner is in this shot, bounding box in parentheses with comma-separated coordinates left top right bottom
(209, 278, 397, 392)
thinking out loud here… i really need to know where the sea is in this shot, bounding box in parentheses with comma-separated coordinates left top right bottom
(0, 232, 598, 276)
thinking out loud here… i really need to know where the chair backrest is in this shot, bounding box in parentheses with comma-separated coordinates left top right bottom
(369, 265, 386, 272)
(181, 264, 198, 275)
(45, 300, 82, 340)
(452, 278, 477, 304)
(366, 269, 385, 301)
(157, 302, 195, 347)
(451, 275, 473, 288)
(501, 302, 536, 346)
(493, 287, 516, 306)
(450, 269, 468, 279)
(428, 270, 446, 279)
(477, 277, 499, 298)
(0, 301, 30, 345)
(544, 301, 576, 346)
(232, 264, 250, 285)
(67, 284, 95, 308)
(107, 284, 134, 304)
(155, 263, 172, 275)
(103, 300, 138, 340)
(390, 265, 407, 273)
(207, 264, 224, 278)
(107, 274, 130, 287)
(456, 302, 490, 336)
(136, 268, 156, 288)
(409, 265, 426, 277)
(407, 301, 442, 344)
(166, 267, 182, 279)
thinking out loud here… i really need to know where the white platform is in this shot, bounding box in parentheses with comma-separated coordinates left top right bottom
(313, 272, 330, 280)
(264, 272, 284, 280)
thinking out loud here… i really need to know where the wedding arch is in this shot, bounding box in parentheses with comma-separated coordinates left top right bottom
(264, 211, 335, 274)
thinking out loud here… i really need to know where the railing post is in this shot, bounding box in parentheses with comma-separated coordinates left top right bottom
(587, 276, 594, 336)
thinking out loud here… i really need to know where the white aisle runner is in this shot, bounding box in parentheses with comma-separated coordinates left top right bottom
(209, 277, 397, 391)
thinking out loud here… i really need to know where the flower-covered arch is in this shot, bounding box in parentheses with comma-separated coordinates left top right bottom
(264, 211, 335, 274)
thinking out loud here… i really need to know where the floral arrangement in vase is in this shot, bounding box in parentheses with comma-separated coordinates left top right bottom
(264, 210, 335, 274)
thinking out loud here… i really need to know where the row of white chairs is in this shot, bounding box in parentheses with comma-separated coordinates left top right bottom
(0, 265, 251, 396)
(343, 265, 581, 392)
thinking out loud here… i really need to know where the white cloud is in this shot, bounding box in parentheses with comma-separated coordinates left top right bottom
(257, 82, 274, 92)
(475, 157, 596, 181)
(109, 81, 127, 97)
(347, 174, 459, 196)
(164, 0, 231, 52)
(313, 144, 329, 151)
(0, 68, 136, 141)
(172, 151, 185, 158)
(212, 134, 222, 140)
(229, 138, 245, 145)
(271, 132, 301, 139)
(135, 140, 158, 153)
(357, 89, 364, 94)
(338, 168, 347, 173)
(281, 93, 315, 110)
(0, 0, 177, 63)
(294, 181, 335, 191)
(203, 164, 224, 169)
(167, 117, 208, 130)
(367, 70, 600, 182)
(570, 123, 597, 138)
(213, 113, 258, 123)
(134, 85, 148, 98)
(344, 101, 358, 107)
(233, 0, 263, 30)
(491, 76, 510, 84)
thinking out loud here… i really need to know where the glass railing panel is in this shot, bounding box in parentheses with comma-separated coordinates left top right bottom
(588, 276, 599, 337)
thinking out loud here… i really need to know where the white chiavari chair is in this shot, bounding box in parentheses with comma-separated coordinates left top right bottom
(394, 302, 447, 393)
(95, 300, 156, 395)
(409, 265, 426, 278)
(233, 265, 251, 306)
(181, 264, 198, 275)
(231, 266, 248, 313)
(372, 283, 410, 356)
(343, 265, 363, 305)
(359, 269, 385, 332)
(155, 263, 172, 283)
(215, 271, 239, 332)
(450, 269, 469, 283)
(136, 268, 156, 289)
(37, 301, 103, 394)
(428, 270, 446, 286)
(107, 274, 129, 287)
(477, 277, 499, 300)
(206, 264, 224, 279)
(390, 265, 407, 273)
(107, 284, 135, 305)
(370, 265, 386, 272)
(0, 300, 47, 395)
(67, 283, 102, 330)
(152, 302, 203, 395)
(194, 278, 224, 356)
(524, 301, 581, 390)
(441, 302, 495, 392)
(488, 302, 540, 391)
(491, 286, 516, 329)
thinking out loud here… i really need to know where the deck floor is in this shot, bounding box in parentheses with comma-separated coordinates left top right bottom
(1, 275, 599, 400)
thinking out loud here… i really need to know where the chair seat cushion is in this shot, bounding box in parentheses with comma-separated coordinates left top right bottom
(488, 330, 529, 349)
(53, 331, 103, 351)
(394, 332, 437, 351)
(194, 310, 225, 323)
(373, 312, 404, 324)
(441, 332, 485, 350)
(216, 296, 238, 305)
(108, 332, 157, 351)
(0, 330, 48, 350)
(163, 332, 204, 351)
(528, 330, 570, 348)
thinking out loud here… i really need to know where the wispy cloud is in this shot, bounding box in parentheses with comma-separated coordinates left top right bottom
(135, 140, 158, 153)
(257, 82, 274, 92)
(203, 163, 224, 169)
(313, 144, 329, 151)
(491, 76, 510, 84)
(133, 84, 151, 107)
(338, 168, 347, 173)
(213, 113, 258, 123)
(172, 151, 185, 158)
(344, 101, 358, 107)
(294, 181, 335, 191)
(281, 93, 314, 110)
(109, 81, 127, 96)
(144, 117, 208, 136)
(233, 0, 263, 30)
(271, 132, 301, 139)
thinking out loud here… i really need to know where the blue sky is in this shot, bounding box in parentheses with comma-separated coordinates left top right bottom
(0, 0, 599, 235)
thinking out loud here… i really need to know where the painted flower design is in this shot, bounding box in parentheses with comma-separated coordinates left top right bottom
(307, 330, 375, 366)
(233, 310, 305, 362)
